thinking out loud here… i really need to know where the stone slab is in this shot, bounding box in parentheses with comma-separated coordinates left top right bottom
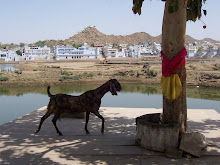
(0, 107, 219, 164)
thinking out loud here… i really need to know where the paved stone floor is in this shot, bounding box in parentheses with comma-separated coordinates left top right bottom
(0, 107, 219, 165)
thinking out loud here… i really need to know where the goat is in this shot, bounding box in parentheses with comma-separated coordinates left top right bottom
(35, 79, 121, 136)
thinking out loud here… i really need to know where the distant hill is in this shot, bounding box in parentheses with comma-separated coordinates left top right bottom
(44, 26, 220, 47)
(63, 26, 162, 45)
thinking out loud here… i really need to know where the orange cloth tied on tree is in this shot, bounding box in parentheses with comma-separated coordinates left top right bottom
(161, 48, 187, 100)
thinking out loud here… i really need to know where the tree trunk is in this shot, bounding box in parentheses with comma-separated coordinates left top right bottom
(161, 0, 188, 134)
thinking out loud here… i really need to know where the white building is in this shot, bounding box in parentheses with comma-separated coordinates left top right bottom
(116, 52, 126, 58)
(186, 43, 199, 57)
(128, 45, 141, 58)
(0, 50, 20, 62)
(128, 44, 153, 58)
(103, 47, 118, 58)
(54, 43, 99, 60)
(103, 45, 127, 58)
(22, 46, 50, 60)
(94, 43, 104, 54)
(152, 42, 161, 54)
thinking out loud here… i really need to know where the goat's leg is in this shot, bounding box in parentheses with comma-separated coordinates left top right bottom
(52, 114, 63, 136)
(35, 110, 53, 134)
(93, 111, 105, 134)
(85, 111, 90, 134)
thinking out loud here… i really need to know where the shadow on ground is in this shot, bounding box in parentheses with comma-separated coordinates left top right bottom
(188, 118, 220, 155)
(0, 107, 219, 165)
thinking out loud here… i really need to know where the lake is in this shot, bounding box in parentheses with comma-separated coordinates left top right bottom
(0, 84, 219, 125)
(0, 63, 19, 72)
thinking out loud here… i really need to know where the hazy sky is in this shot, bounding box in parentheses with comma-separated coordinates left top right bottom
(0, 0, 219, 44)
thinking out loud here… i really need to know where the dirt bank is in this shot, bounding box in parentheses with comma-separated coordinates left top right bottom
(0, 58, 220, 88)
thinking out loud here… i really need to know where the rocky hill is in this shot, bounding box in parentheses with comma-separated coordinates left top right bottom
(44, 26, 219, 46)
(64, 26, 162, 45)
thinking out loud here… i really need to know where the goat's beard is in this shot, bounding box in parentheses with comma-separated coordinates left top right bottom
(111, 92, 117, 96)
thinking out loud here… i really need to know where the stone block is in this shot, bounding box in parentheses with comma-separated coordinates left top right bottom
(179, 132, 207, 157)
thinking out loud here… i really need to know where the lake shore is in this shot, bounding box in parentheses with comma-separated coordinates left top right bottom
(0, 58, 220, 88)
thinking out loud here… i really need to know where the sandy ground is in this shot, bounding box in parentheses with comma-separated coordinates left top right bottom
(0, 58, 220, 87)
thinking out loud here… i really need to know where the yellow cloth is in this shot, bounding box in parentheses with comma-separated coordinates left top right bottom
(161, 74, 182, 100)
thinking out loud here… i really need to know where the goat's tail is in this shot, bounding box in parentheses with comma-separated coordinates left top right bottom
(47, 86, 53, 98)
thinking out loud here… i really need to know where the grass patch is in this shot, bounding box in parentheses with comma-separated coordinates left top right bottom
(82, 72, 93, 78)
(72, 72, 93, 80)
(59, 72, 93, 81)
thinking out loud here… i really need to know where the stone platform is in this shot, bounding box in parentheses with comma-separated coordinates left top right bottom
(0, 107, 219, 164)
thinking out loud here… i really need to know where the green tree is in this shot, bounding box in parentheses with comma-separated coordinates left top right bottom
(197, 46, 203, 52)
(72, 43, 83, 48)
(35, 40, 46, 47)
(133, 0, 207, 135)
(16, 50, 22, 56)
(19, 43, 25, 47)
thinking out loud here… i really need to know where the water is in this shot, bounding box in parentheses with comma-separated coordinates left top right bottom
(0, 84, 219, 125)
(0, 63, 19, 72)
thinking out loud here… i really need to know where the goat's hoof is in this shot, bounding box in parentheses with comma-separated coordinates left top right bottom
(35, 130, 39, 134)
(58, 133, 63, 136)
(86, 130, 90, 134)
(101, 130, 104, 134)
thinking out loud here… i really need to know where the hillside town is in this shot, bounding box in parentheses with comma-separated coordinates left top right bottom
(1, 26, 220, 62)
(1, 40, 220, 62)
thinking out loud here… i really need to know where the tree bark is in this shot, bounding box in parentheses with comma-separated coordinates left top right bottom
(161, 0, 188, 134)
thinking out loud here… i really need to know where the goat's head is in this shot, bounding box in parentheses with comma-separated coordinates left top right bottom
(109, 79, 121, 96)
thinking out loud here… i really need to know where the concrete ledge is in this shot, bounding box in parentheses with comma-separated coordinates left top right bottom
(136, 113, 179, 152)
(0, 107, 219, 164)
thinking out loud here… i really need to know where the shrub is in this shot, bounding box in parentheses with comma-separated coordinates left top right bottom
(51, 65, 60, 68)
(0, 76, 9, 81)
(146, 69, 157, 78)
(113, 71, 126, 77)
(189, 65, 196, 70)
(82, 72, 93, 78)
(72, 74, 82, 80)
(61, 70, 72, 76)
(15, 70, 22, 74)
(59, 77, 64, 81)
(213, 64, 220, 71)
(59, 75, 71, 81)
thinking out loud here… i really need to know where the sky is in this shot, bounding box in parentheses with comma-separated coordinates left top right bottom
(0, 0, 219, 44)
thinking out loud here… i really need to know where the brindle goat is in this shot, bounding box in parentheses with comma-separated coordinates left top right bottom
(35, 79, 121, 136)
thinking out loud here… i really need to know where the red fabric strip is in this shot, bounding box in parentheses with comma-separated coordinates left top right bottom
(161, 48, 187, 77)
